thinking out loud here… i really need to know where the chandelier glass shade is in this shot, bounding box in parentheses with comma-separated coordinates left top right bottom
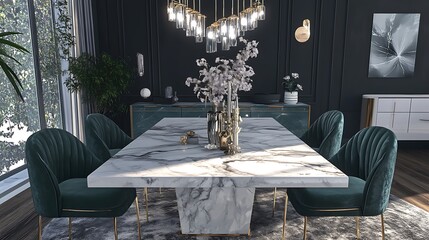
(167, 0, 265, 53)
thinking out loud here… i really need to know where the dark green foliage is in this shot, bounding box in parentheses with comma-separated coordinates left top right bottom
(1, 0, 63, 175)
(66, 53, 132, 114)
(0, 31, 30, 101)
(54, 0, 74, 61)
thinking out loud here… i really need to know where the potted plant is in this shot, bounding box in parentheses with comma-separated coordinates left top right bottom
(282, 73, 303, 104)
(65, 53, 132, 115)
(0, 32, 29, 101)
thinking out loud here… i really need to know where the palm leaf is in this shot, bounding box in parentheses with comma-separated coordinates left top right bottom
(0, 59, 24, 100)
(0, 48, 22, 65)
(0, 31, 29, 101)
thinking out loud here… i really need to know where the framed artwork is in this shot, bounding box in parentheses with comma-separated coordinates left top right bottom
(368, 13, 420, 78)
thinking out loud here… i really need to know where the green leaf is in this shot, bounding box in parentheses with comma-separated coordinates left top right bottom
(0, 32, 30, 53)
(0, 31, 29, 101)
(0, 59, 24, 101)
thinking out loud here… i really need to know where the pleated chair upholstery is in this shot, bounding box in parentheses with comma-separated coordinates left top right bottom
(300, 110, 344, 160)
(85, 113, 133, 162)
(288, 126, 398, 217)
(26, 128, 136, 218)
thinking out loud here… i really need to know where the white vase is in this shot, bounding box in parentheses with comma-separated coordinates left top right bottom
(284, 91, 298, 104)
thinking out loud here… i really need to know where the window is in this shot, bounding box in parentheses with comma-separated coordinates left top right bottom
(0, 0, 63, 178)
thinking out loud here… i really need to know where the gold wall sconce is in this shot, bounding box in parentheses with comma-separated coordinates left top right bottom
(295, 19, 311, 43)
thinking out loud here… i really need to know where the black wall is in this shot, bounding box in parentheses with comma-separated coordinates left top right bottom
(93, 0, 429, 138)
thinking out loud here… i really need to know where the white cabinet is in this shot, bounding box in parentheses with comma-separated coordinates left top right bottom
(361, 94, 429, 140)
(376, 113, 410, 133)
(377, 98, 411, 112)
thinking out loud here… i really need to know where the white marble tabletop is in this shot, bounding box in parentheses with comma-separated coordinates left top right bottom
(88, 118, 348, 188)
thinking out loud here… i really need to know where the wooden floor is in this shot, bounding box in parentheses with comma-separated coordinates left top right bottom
(0, 148, 428, 239)
(0, 189, 50, 240)
(391, 147, 429, 211)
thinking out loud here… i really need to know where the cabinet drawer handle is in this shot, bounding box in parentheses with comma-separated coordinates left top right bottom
(420, 119, 429, 122)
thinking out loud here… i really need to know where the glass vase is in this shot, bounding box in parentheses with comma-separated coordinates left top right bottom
(207, 108, 223, 149)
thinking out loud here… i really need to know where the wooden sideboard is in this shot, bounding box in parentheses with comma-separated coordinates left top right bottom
(130, 102, 311, 138)
(361, 94, 429, 140)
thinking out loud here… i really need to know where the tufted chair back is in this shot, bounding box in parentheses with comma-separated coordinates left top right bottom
(85, 113, 132, 162)
(25, 128, 103, 217)
(329, 126, 398, 216)
(300, 110, 344, 160)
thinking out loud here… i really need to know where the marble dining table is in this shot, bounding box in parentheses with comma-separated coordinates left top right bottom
(87, 118, 348, 236)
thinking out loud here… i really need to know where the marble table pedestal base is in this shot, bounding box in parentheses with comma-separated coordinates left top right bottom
(176, 188, 255, 235)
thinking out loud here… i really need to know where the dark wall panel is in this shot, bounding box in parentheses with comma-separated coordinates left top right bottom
(340, 0, 429, 137)
(93, 0, 429, 138)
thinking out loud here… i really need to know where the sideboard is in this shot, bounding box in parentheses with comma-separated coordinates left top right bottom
(361, 94, 429, 140)
(130, 102, 311, 138)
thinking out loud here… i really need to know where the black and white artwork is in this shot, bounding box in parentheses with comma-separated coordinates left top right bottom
(368, 13, 420, 78)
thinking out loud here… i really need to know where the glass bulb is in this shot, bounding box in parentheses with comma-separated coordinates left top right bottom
(240, 11, 248, 31)
(251, 8, 258, 28)
(222, 36, 230, 51)
(246, 8, 254, 31)
(219, 18, 228, 38)
(168, 1, 177, 22)
(228, 15, 239, 47)
(195, 14, 206, 43)
(257, 4, 265, 20)
(206, 25, 218, 53)
(185, 8, 193, 35)
(175, 4, 185, 29)
(212, 22, 221, 43)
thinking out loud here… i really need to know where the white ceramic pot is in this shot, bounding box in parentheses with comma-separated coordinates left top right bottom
(284, 91, 298, 104)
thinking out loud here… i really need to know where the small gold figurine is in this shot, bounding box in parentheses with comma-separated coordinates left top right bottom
(186, 130, 195, 137)
(180, 135, 188, 144)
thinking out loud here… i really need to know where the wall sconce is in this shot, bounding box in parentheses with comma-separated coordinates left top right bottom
(137, 53, 144, 77)
(295, 19, 311, 43)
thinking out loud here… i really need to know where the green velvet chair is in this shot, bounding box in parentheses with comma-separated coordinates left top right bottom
(287, 126, 398, 239)
(300, 110, 344, 160)
(25, 128, 141, 240)
(85, 113, 133, 162)
(85, 113, 149, 222)
(273, 110, 344, 214)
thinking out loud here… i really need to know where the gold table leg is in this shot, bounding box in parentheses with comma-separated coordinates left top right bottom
(273, 187, 277, 216)
(113, 217, 118, 240)
(135, 197, 142, 239)
(282, 192, 288, 240)
(68, 217, 72, 240)
(355, 216, 360, 239)
(144, 187, 149, 222)
(303, 216, 308, 240)
(38, 215, 42, 240)
(381, 214, 385, 240)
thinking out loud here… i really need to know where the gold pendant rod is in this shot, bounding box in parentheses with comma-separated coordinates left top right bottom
(215, 0, 218, 21)
(223, 0, 225, 17)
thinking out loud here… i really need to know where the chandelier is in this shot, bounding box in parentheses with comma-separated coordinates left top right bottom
(167, 0, 265, 53)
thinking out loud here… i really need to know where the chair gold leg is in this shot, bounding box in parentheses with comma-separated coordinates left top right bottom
(68, 217, 72, 240)
(355, 216, 360, 239)
(135, 197, 142, 239)
(144, 187, 149, 222)
(38, 215, 42, 240)
(248, 226, 251, 239)
(281, 192, 288, 240)
(272, 187, 277, 216)
(113, 217, 118, 240)
(303, 216, 308, 240)
(381, 214, 385, 240)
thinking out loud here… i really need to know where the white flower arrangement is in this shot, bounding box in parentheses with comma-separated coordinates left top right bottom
(185, 38, 259, 105)
(282, 73, 303, 93)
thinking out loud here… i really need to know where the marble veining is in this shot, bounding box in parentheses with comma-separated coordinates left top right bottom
(88, 118, 348, 188)
(176, 187, 255, 234)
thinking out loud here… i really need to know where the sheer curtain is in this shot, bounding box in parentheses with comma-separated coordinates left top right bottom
(62, 0, 96, 141)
